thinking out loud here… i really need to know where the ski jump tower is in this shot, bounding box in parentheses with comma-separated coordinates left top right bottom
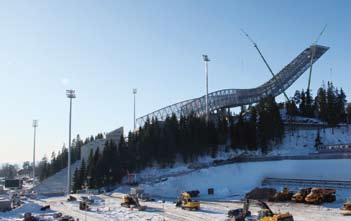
(136, 45, 329, 127)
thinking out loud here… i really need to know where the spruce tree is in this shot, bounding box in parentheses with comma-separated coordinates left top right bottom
(347, 104, 351, 124)
(248, 107, 257, 150)
(79, 159, 86, 189)
(305, 89, 314, 117)
(315, 86, 327, 121)
(299, 89, 306, 116)
(72, 168, 80, 193)
(326, 82, 337, 126)
(336, 88, 347, 123)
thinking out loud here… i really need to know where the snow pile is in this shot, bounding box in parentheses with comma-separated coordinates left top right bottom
(33, 161, 81, 194)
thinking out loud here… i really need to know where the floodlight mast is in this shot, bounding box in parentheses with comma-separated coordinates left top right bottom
(203, 55, 210, 122)
(32, 120, 38, 183)
(240, 29, 290, 101)
(133, 88, 137, 130)
(66, 89, 76, 195)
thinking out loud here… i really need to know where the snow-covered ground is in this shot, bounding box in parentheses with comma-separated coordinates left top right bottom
(35, 190, 351, 221)
(23, 124, 351, 220)
(33, 160, 81, 195)
(0, 201, 57, 221)
(33, 158, 351, 221)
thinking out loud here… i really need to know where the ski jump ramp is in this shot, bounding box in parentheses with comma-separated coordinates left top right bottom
(136, 45, 329, 127)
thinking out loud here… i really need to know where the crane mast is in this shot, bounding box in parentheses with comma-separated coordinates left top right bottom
(307, 24, 327, 92)
(241, 29, 290, 101)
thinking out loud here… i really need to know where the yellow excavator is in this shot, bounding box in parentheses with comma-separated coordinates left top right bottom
(121, 194, 146, 211)
(228, 199, 294, 221)
(175, 192, 200, 210)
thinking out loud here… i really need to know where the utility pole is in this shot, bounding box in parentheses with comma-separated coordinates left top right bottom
(203, 55, 210, 122)
(32, 120, 38, 183)
(66, 89, 76, 195)
(133, 88, 137, 130)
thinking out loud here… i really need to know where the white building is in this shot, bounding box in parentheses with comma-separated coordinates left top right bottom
(80, 127, 123, 163)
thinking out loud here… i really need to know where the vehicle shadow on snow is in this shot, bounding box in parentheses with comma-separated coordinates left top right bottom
(144, 207, 164, 213)
(196, 208, 223, 214)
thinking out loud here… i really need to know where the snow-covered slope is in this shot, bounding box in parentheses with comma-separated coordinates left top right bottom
(137, 159, 351, 201)
(270, 126, 351, 156)
(126, 126, 351, 186)
(37, 125, 351, 195)
(33, 161, 81, 194)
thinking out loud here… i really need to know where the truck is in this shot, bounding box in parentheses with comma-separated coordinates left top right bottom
(304, 188, 336, 204)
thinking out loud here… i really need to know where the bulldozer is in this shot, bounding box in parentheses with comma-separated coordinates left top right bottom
(291, 188, 312, 203)
(175, 192, 200, 210)
(304, 188, 336, 204)
(121, 194, 146, 211)
(227, 199, 294, 221)
(269, 187, 293, 202)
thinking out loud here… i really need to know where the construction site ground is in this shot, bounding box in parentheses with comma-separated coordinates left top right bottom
(33, 192, 350, 221)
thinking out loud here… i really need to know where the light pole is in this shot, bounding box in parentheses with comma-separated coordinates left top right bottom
(32, 120, 38, 183)
(66, 89, 76, 195)
(133, 88, 137, 130)
(202, 55, 210, 122)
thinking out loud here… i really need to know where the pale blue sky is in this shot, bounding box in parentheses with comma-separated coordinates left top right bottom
(1, 0, 350, 163)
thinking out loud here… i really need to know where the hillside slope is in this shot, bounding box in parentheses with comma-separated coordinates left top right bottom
(33, 160, 81, 194)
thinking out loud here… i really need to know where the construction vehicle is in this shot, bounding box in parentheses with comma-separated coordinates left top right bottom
(343, 197, 351, 210)
(175, 192, 200, 210)
(185, 190, 200, 197)
(227, 199, 294, 221)
(121, 194, 146, 211)
(304, 188, 336, 204)
(342, 197, 351, 216)
(269, 187, 293, 202)
(79, 201, 90, 211)
(130, 187, 151, 201)
(292, 188, 312, 203)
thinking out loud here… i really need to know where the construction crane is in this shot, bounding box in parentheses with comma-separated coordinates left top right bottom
(241, 29, 290, 101)
(307, 24, 327, 92)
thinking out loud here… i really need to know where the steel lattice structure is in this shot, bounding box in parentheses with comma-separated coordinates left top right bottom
(136, 45, 329, 127)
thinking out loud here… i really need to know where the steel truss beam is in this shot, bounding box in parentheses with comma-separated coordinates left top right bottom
(136, 45, 329, 127)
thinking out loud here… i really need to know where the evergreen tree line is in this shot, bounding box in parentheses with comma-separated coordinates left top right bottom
(287, 82, 348, 126)
(36, 135, 83, 181)
(73, 95, 284, 191)
(35, 132, 112, 181)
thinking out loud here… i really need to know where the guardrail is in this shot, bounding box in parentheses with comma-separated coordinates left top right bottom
(262, 178, 351, 189)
